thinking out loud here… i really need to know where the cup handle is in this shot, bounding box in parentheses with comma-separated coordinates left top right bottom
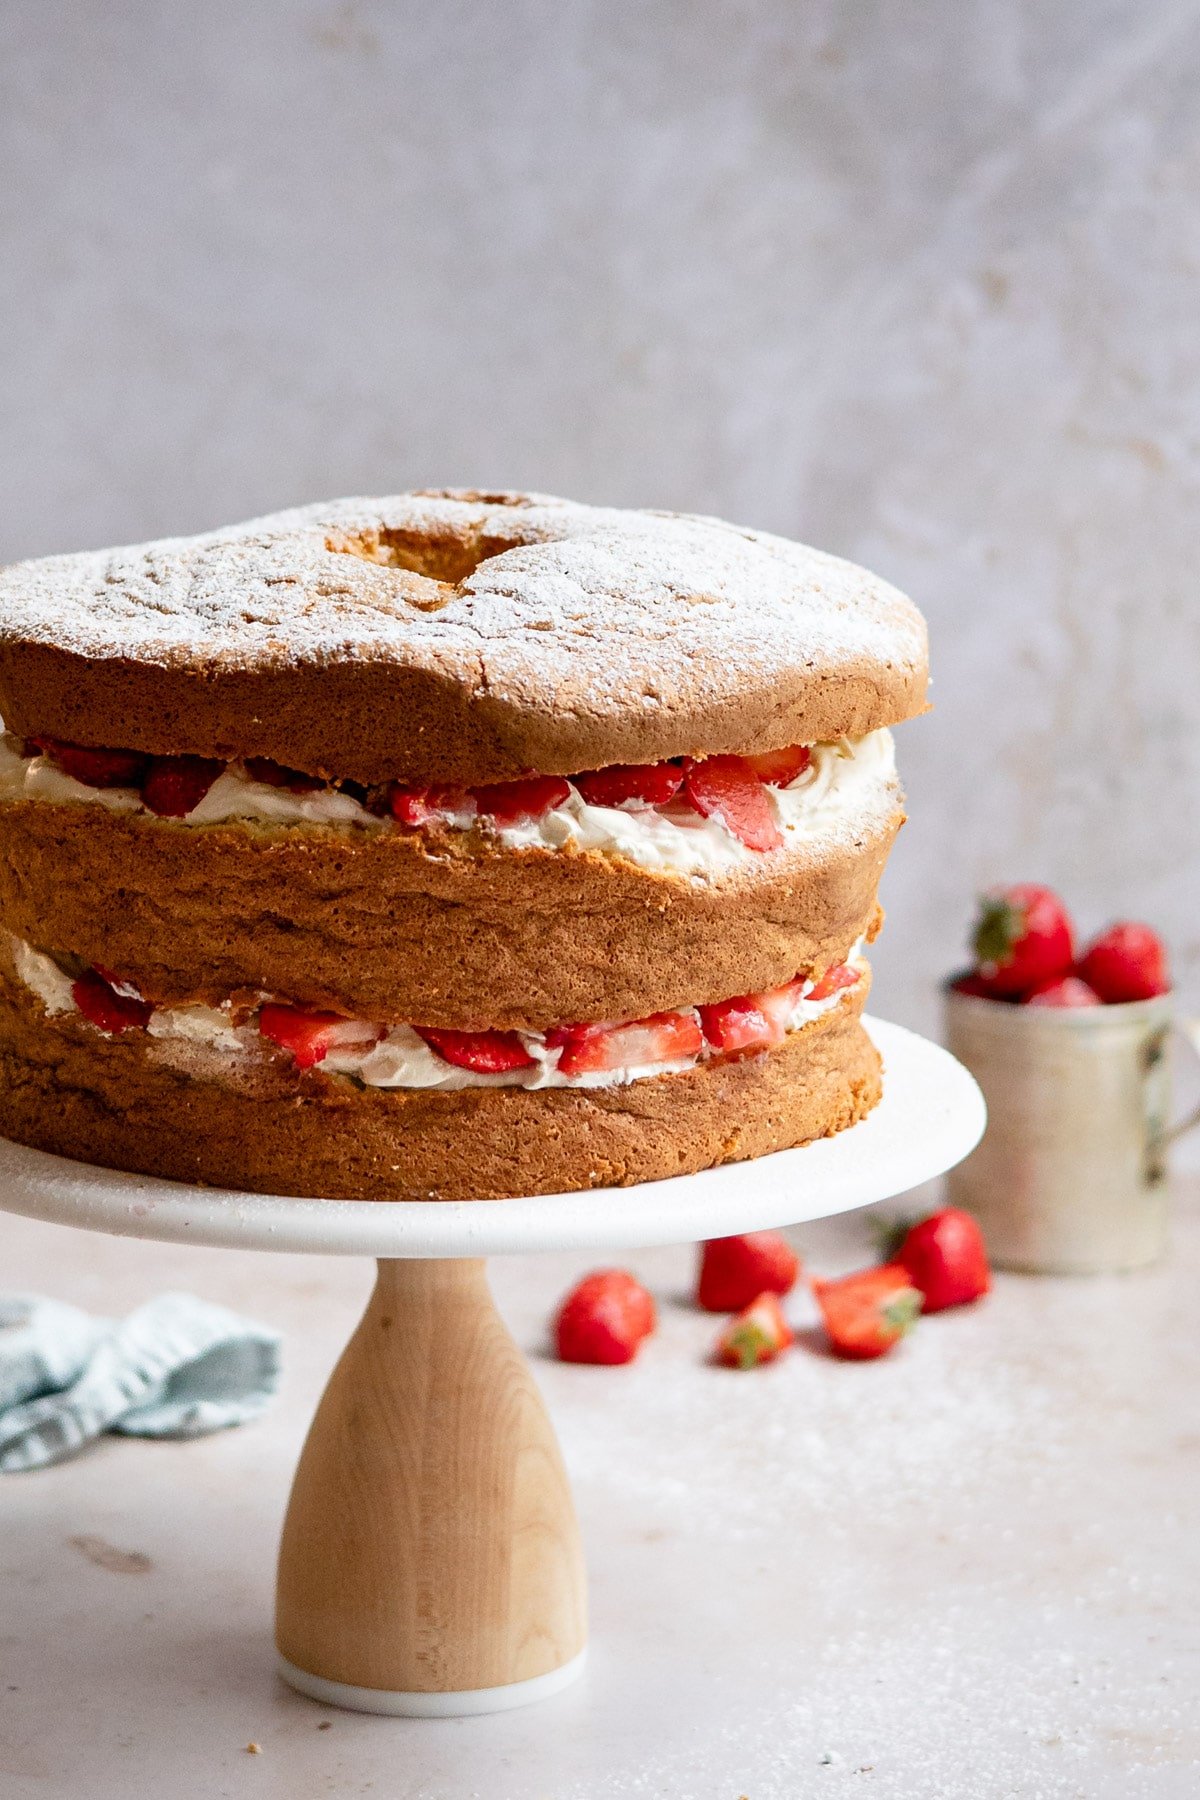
(1165, 1017, 1200, 1145)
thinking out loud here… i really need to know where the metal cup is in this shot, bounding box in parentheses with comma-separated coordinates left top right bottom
(944, 986, 1200, 1274)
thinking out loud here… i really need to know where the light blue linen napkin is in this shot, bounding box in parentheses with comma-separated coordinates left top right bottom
(0, 1292, 283, 1472)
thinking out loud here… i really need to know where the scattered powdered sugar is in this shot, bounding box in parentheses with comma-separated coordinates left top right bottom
(0, 494, 927, 723)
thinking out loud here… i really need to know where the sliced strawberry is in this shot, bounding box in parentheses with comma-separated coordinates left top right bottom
(681, 755, 782, 852)
(756, 976, 809, 1037)
(547, 1009, 703, 1077)
(244, 756, 323, 794)
(807, 962, 861, 1003)
(259, 1003, 381, 1070)
(31, 737, 148, 789)
(470, 775, 571, 826)
(893, 1208, 990, 1313)
(698, 995, 776, 1056)
(743, 744, 812, 786)
(572, 761, 683, 808)
(697, 1232, 801, 1313)
(416, 1027, 535, 1073)
(72, 969, 153, 1033)
(388, 783, 473, 827)
(141, 754, 223, 817)
(813, 1265, 922, 1360)
(715, 1291, 794, 1369)
(555, 1269, 657, 1365)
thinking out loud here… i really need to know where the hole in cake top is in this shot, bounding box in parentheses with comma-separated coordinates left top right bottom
(324, 524, 527, 600)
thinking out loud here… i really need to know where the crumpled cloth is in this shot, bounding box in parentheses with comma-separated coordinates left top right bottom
(0, 1292, 283, 1472)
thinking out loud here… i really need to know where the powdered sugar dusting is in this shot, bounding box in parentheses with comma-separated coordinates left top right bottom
(0, 493, 927, 723)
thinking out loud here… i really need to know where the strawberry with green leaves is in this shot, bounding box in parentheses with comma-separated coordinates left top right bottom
(972, 883, 1074, 997)
(714, 1291, 794, 1369)
(813, 1265, 922, 1359)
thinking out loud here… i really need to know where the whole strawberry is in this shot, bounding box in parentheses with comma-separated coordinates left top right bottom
(696, 1231, 801, 1313)
(972, 883, 1074, 998)
(554, 1270, 656, 1365)
(1077, 922, 1170, 1003)
(893, 1207, 990, 1313)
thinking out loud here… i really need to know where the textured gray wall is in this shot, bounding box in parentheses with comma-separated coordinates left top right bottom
(2, 2, 1198, 1087)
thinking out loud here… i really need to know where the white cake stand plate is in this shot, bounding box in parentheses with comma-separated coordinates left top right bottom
(0, 1018, 983, 1717)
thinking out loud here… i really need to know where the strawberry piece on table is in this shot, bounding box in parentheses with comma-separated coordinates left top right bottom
(807, 962, 861, 1003)
(259, 1004, 381, 1070)
(31, 737, 147, 789)
(971, 883, 1074, 998)
(548, 1009, 703, 1077)
(813, 1265, 922, 1360)
(681, 755, 783, 852)
(697, 1231, 801, 1313)
(244, 756, 323, 794)
(417, 1027, 536, 1073)
(72, 968, 153, 1033)
(893, 1207, 990, 1313)
(140, 754, 223, 817)
(1023, 975, 1102, 1008)
(572, 761, 683, 808)
(388, 783, 472, 827)
(555, 1269, 656, 1365)
(743, 744, 812, 786)
(715, 1292, 794, 1369)
(1077, 921, 1170, 1003)
(471, 776, 571, 826)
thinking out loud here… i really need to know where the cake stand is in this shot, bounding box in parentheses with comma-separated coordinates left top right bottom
(0, 1017, 984, 1717)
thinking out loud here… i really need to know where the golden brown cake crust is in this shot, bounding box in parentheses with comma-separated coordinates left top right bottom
(0, 799, 896, 1026)
(0, 492, 928, 784)
(0, 970, 881, 1201)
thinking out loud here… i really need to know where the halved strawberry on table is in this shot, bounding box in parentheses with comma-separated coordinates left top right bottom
(548, 1009, 703, 1078)
(31, 738, 148, 789)
(415, 1027, 536, 1074)
(259, 1004, 382, 1070)
(680, 755, 783, 852)
(715, 1291, 794, 1369)
(812, 1264, 922, 1360)
(572, 761, 683, 808)
(140, 754, 224, 818)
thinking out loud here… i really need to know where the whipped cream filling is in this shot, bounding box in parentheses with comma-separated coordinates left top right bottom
(0, 729, 898, 878)
(10, 937, 867, 1091)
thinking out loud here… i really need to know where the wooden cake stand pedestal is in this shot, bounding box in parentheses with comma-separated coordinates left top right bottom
(0, 1018, 984, 1717)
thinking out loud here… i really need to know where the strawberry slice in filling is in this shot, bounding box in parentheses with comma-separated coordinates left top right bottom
(470, 776, 572, 826)
(414, 1027, 537, 1074)
(807, 962, 860, 1002)
(572, 761, 684, 808)
(141, 754, 223, 818)
(31, 738, 149, 790)
(547, 1009, 704, 1077)
(259, 1004, 383, 1070)
(743, 744, 811, 786)
(681, 755, 783, 852)
(388, 783, 473, 827)
(71, 968, 154, 1033)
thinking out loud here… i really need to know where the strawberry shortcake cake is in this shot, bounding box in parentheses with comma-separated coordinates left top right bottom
(0, 490, 927, 1199)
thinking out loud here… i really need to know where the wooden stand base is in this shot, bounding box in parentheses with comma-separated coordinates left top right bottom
(275, 1258, 587, 1714)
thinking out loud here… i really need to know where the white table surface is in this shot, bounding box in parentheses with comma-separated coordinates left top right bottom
(3, 1180, 1199, 1799)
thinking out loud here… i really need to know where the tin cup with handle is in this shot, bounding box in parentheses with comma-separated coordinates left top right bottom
(944, 986, 1200, 1274)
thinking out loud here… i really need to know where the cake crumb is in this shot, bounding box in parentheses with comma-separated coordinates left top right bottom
(245, 1742, 262, 1755)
